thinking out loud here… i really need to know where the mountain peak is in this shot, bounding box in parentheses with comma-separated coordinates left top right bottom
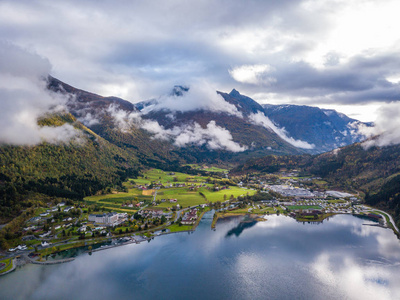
(229, 89, 241, 97)
(171, 85, 190, 96)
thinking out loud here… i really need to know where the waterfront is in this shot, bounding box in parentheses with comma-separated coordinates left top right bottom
(1, 212, 400, 300)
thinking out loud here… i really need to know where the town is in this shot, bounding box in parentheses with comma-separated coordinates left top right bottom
(1, 167, 396, 275)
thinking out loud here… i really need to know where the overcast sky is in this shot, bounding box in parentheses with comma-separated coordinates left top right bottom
(1, 0, 400, 122)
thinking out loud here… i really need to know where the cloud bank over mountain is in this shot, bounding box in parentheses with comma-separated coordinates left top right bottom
(107, 104, 247, 152)
(249, 111, 314, 149)
(141, 82, 242, 117)
(0, 42, 78, 145)
(361, 102, 400, 148)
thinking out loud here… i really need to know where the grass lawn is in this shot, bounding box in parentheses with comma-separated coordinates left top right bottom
(327, 199, 346, 203)
(227, 208, 251, 214)
(252, 207, 276, 214)
(167, 223, 193, 232)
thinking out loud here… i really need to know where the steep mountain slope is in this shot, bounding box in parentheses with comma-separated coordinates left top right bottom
(47, 76, 136, 114)
(263, 104, 367, 153)
(137, 87, 306, 157)
(0, 113, 139, 222)
(220, 89, 265, 115)
(47, 77, 189, 167)
(49, 78, 305, 162)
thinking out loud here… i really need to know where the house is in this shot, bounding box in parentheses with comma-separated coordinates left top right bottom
(39, 231, 51, 238)
(28, 216, 41, 223)
(41, 241, 51, 247)
(63, 207, 73, 212)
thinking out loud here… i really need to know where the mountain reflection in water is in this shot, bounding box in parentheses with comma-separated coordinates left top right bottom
(225, 219, 257, 237)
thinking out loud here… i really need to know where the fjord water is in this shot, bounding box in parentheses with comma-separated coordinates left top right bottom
(1, 213, 400, 300)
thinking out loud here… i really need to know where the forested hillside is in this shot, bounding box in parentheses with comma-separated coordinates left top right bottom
(0, 113, 139, 222)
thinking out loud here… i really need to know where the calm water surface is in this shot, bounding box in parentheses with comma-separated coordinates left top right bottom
(1, 213, 400, 300)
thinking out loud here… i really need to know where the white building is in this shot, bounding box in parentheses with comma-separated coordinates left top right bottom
(88, 212, 119, 226)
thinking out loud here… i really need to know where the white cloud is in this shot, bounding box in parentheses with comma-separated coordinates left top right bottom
(360, 102, 400, 148)
(142, 82, 242, 117)
(107, 105, 247, 152)
(229, 64, 276, 86)
(78, 113, 100, 127)
(0, 42, 78, 145)
(249, 111, 314, 149)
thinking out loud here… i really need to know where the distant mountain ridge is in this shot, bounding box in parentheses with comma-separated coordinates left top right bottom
(263, 103, 368, 153)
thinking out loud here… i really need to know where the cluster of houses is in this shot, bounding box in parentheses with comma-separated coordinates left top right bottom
(136, 209, 173, 219)
(36, 204, 74, 218)
(181, 209, 198, 225)
(136, 183, 188, 190)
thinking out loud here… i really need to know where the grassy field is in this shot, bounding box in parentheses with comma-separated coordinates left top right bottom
(132, 169, 209, 186)
(252, 207, 276, 214)
(167, 223, 193, 232)
(185, 164, 229, 173)
(84, 188, 150, 212)
(327, 199, 346, 203)
(85, 169, 255, 211)
(154, 186, 254, 209)
(286, 205, 322, 210)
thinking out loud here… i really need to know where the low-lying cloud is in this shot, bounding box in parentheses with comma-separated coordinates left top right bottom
(107, 105, 247, 152)
(249, 111, 314, 149)
(0, 42, 79, 145)
(360, 102, 400, 148)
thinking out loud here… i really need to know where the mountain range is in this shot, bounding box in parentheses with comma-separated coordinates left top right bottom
(46, 77, 371, 159)
(263, 104, 370, 153)
(134, 86, 368, 155)
(0, 76, 383, 224)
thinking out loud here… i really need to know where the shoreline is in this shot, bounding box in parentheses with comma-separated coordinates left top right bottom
(211, 212, 265, 229)
(2, 208, 399, 273)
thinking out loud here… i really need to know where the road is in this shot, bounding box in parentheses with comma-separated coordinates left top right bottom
(376, 209, 399, 234)
(174, 209, 184, 222)
(366, 208, 399, 234)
